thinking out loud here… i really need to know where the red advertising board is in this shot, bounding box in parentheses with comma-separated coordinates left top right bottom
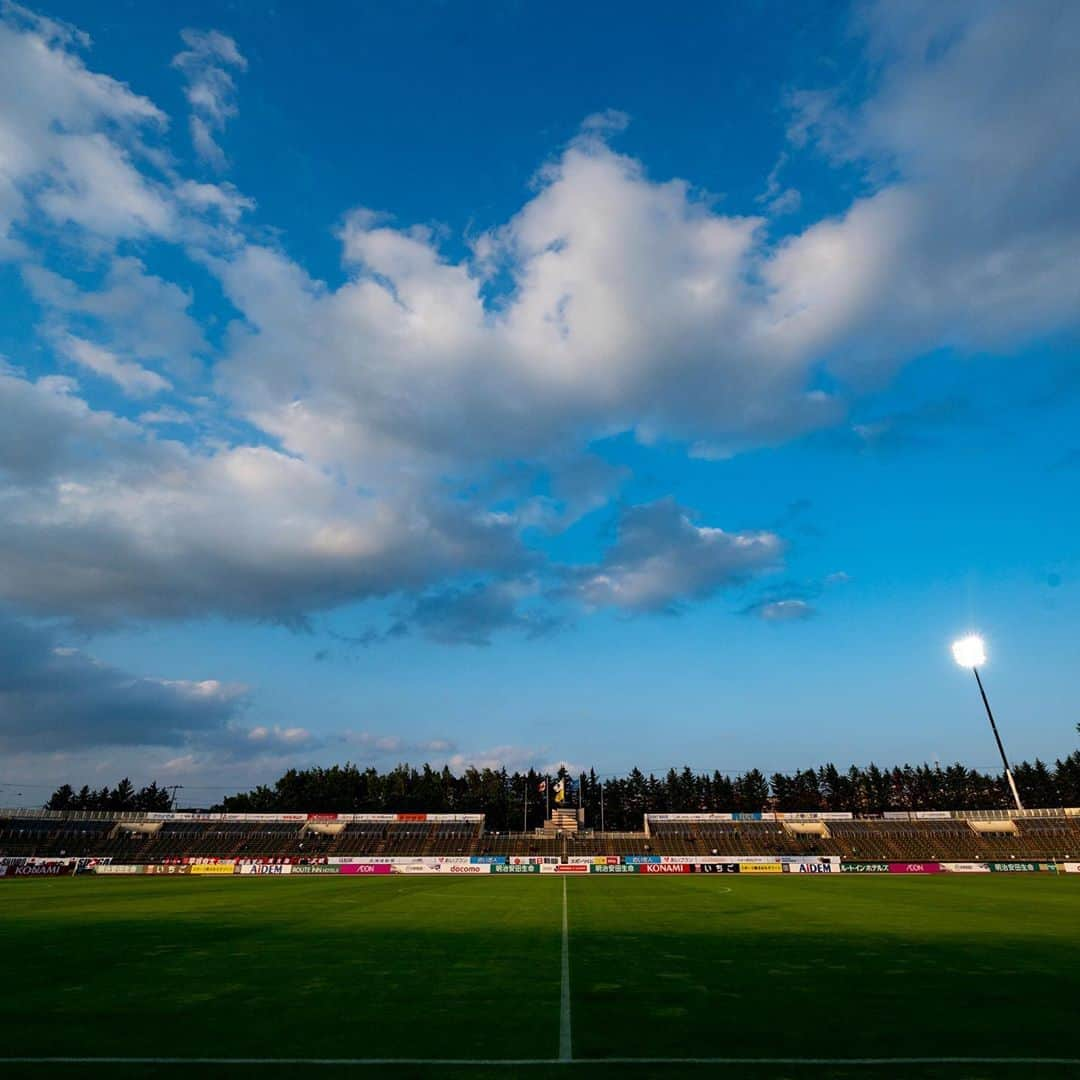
(395, 813, 428, 822)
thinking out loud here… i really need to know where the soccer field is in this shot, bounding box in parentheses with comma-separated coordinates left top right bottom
(2, 876, 1079, 1079)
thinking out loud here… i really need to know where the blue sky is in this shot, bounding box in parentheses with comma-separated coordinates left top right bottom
(0, 1, 1077, 806)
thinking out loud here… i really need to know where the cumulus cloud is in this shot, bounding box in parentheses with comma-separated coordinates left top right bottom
(171, 28, 246, 170)
(407, 579, 562, 646)
(567, 499, 782, 614)
(0, 611, 247, 752)
(24, 257, 208, 382)
(0, 0, 1076, 645)
(54, 333, 171, 397)
(772, 0, 1080, 381)
(749, 598, 815, 622)
(0, 5, 169, 250)
(0, 368, 526, 624)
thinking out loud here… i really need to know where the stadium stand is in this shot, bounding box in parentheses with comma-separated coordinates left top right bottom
(2, 809, 1079, 862)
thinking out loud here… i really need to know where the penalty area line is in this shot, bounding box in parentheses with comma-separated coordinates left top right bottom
(3, 1058, 1080, 1068)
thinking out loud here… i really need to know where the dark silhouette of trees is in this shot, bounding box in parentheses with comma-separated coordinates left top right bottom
(44, 744, 1080, 825)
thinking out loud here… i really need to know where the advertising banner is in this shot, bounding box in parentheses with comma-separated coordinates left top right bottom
(3, 862, 74, 877)
(190, 863, 236, 875)
(446, 864, 488, 874)
(1062, 863, 1080, 873)
(339, 863, 392, 875)
(490, 863, 540, 874)
(988, 862, 1053, 873)
(589, 864, 637, 873)
(942, 862, 991, 873)
(647, 813, 734, 823)
(623, 855, 662, 864)
(555, 864, 589, 873)
(145, 864, 190, 875)
(794, 862, 833, 873)
(888, 863, 942, 874)
(94, 864, 144, 875)
(238, 864, 292, 875)
(690, 863, 740, 873)
(292, 865, 339, 874)
(637, 863, 691, 874)
(469, 856, 507, 864)
(841, 862, 890, 873)
(738, 862, 783, 874)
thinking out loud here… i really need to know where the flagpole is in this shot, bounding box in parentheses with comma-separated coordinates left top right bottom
(523, 776, 528, 834)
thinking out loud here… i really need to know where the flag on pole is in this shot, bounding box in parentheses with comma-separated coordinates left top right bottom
(538, 780, 547, 793)
(554, 778, 565, 804)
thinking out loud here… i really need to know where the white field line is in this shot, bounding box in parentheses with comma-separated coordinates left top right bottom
(560, 876, 572, 1061)
(3, 1057, 1080, 1067)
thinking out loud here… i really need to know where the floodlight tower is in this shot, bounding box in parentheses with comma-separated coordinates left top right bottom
(951, 634, 1023, 811)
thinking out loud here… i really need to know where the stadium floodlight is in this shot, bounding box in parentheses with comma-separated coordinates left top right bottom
(951, 634, 1023, 811)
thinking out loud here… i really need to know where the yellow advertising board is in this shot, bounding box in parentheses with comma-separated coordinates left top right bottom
(189, 863, 236, 875)
(739, 862, 783, 874)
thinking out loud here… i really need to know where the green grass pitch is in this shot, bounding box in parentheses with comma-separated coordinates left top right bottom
(2, 876, 1079, 1079)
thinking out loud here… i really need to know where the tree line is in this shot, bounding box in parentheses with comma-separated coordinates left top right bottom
(45, 779, 175, 813)
(48, 749, 1080, 830)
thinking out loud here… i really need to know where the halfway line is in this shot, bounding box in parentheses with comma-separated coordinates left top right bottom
(560, 876, 572, 1061)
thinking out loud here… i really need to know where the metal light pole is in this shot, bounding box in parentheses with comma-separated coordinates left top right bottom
(952, 634, 1023, 811)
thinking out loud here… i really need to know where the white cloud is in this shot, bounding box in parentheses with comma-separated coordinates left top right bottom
(171, 28, 247, 170)
(755, 598, 814, 621)
(55, 333, 171, 397)
(0, 368, 525, 623)
(0, 611, 248, 752)
(568, 499, 783, 613)
(0, 7, 169, 250)
(25, 256, 208, 381)
(0, 0, 1077, 642)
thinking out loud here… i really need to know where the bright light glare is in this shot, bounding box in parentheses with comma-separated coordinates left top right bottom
(951, 634, 987, 668)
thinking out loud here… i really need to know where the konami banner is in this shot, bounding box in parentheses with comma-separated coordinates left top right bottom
(2, 862, 75, 878)
(637, 863, 691, 874)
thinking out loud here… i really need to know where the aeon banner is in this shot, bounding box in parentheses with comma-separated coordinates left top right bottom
(339, 863, 392, 875)
(888, 863, 943, 874)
